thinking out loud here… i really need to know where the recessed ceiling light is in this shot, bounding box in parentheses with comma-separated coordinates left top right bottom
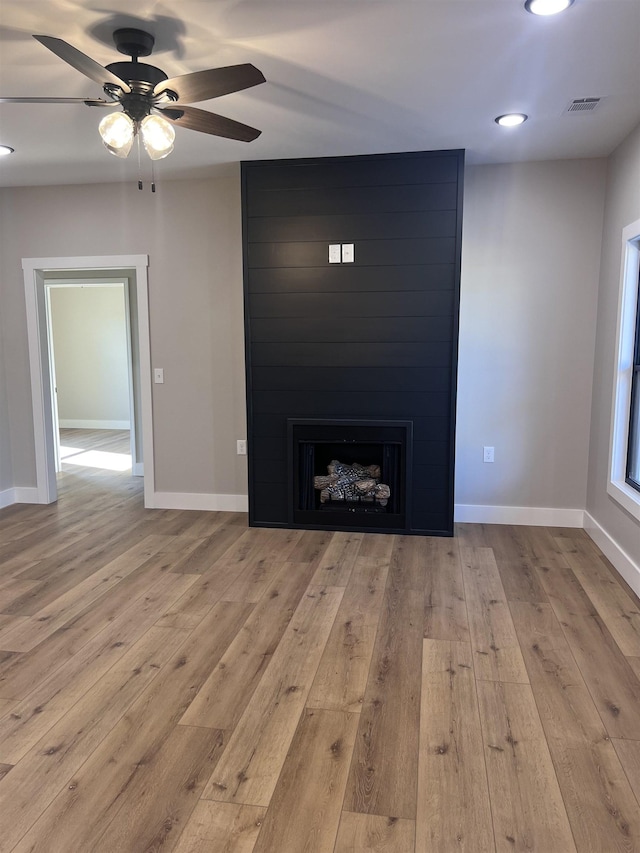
(495, 114, 528, 127)
(0, 145, 15, 156)
(525, 0, 575, 15)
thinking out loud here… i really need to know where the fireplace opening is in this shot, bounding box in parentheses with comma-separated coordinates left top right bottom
(288, 419, 412, 532)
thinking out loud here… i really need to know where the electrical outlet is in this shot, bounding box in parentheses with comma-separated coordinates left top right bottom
(483, 446, 495, 463)
(237, 439, 247, 456)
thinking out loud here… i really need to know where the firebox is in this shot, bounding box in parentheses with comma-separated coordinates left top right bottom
(288, 419, 412, 532)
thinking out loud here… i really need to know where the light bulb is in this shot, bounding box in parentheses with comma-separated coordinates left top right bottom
(98, 112, 134, 158)
(524, 0, 574, 15)
(140, 115, 175, 160)
(495, 113, 528, 127)
(0, 145, 14, 156)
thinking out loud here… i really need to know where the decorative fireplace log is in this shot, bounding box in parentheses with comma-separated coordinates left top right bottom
(314, 460, 390, 507)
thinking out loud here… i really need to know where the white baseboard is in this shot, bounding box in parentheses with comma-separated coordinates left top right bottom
(0, 488, 15, 509)
(152, 491, 249, 513)
(132, 463, 144, 477)
(583, 511, 640, 598)
(59, 419, 131, 430)
(0, 486, 44, 508)
(454, 504, 585, 527)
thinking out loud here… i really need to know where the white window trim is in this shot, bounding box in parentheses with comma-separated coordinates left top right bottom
(608, 217, 640, 520)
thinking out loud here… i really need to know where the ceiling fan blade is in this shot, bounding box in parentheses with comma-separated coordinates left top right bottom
(33, 35, 131, 93)
(154, 64, 265, 103)
(157, 104, 261, 141)
(0, 96, 115, 106)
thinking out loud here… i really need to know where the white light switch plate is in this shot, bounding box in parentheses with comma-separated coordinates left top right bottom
(342, 243, 354, 263)
(329, 244, 341, 263)
(154, 368, 164, 384)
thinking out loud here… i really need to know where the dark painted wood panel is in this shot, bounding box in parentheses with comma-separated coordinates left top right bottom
(253, 459, 288, 484)
(250, 316, 453, 344)
(248, 238, 456, 268)
(243, 150, 463, 535)
(413, 440, 450, 465)
(247, 210, 458, 242)
(411, 418, 451, 442)
(248, 265, 455, 294)
(247, 183, 458, 217)
(249, 291, 453, 319)
(251, 341, 452, 368)
(251, 367, 452, 393)
(252, 390, 450, 419)
(252, 413, 452, 447)
(244, 154, 459, 191)
(253, 483, 288, 521)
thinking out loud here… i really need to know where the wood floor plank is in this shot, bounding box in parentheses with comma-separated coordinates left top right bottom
(311, 531, 364, 586)
(0, 579, 39, 611)
(536, 561, 640, 740)
(555, 534, 640, 657)
(416, 639, 495, 853)
(88, 725, 226, 853)
(2, 450, 640, 853)
(0, 624, 189, 851)
(484, 524, 549, 604)
(0, 574, 198, 763)
(477, 679, 576, 853)
(173, 802, 266, 853)
(170, 523, 265, 576)
(201, 585, 343, 807)
(334, 812, 416, 853)
(612, 739, 640, 806)
(286, 529, 334, 564)
(510, 600, 640, 851)
(0, 563, 196, 700)
(220, 529, 303, 602)
(628, 656, 640, 681)
(460, 546, 529, 684)
(423, 537, 469, 642)
(8, 601, 251, 852)
(343, 542, 423, 820)
(251, 708, 359, 853)
(0, 534, 171, 651)
(307, 555, 390, 713)
(180, 561, 318, 730)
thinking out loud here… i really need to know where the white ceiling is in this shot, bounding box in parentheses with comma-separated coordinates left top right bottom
(0, 0, 639, 187)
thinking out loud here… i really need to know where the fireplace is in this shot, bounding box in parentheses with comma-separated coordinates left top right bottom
(288, 419, 412, 532)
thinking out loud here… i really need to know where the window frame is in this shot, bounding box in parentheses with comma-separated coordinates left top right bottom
(608, 217, 640, 520)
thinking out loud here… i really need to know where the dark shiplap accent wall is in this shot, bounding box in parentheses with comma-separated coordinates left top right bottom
(242, 150, 464, 535)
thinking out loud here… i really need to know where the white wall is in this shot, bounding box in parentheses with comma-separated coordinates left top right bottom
(456, 159, 607, 522)
(586, 122, 640, 579)
(49, 285, 130, 428)
(0, 173, 248, 500)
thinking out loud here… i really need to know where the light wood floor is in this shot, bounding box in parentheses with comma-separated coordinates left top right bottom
(0, 429, 639, 852)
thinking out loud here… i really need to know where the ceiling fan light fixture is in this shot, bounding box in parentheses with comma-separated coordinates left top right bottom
(98, 111, 134, 158)
(495, 113, 528, 127)
(524, 0, 574, 15)
(0, 145, 15, 156)
(140, 114, 175, 160)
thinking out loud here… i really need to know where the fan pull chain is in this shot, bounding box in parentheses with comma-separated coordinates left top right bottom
(137, 131, 143, 191)
(151, 158, 156, 193)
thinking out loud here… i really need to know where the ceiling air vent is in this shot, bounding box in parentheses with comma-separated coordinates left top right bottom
(566, 97, 601, 114)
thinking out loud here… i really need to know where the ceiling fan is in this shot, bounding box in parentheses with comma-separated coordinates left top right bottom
(0, 28, 265, 161)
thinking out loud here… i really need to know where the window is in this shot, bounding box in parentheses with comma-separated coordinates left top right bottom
(627, 267, 640, 491)
(609, 218, 640, 519)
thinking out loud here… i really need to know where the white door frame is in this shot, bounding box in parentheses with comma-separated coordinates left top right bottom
(22, 254, 155, 507)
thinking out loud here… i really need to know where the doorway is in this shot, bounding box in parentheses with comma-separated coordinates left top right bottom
(22, 254, 155, 507)
(46, 279, 135, 477)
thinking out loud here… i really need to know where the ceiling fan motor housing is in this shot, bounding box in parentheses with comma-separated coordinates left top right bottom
(113, 28, 155, 59)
